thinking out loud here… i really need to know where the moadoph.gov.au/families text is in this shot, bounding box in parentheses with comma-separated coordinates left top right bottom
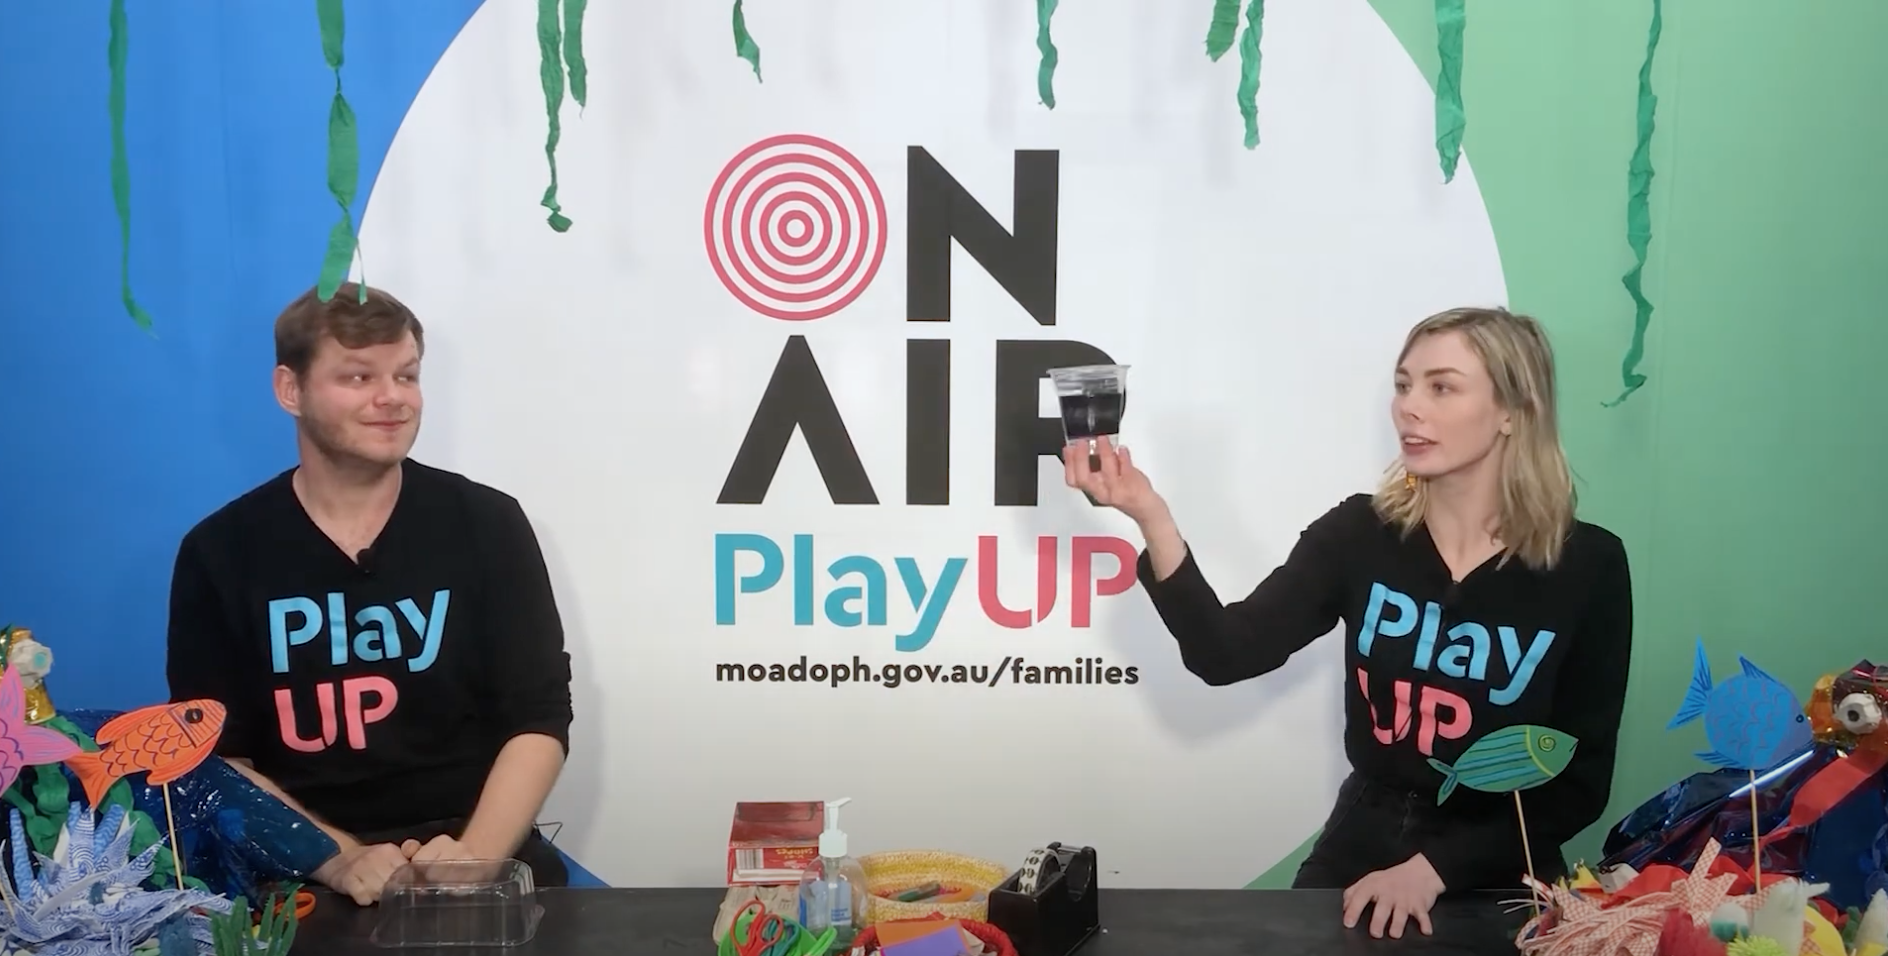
(714, 655, 1140, 689)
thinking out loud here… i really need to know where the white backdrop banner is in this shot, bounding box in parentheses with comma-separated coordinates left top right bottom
(357, 0, 1505, 888)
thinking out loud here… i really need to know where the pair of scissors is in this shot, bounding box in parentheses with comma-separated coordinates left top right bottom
(253, 888, 316, 923)
(732, 899, 793, 956)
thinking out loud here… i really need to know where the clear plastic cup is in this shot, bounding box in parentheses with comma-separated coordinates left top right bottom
(371, 859, 544, 948)
(1047, 364, 1129, 446)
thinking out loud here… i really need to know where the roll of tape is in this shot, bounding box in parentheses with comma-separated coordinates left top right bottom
(1016, 846, 1064, 896)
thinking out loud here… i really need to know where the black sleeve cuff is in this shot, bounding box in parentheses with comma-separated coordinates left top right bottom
(505, 713, 573, 756)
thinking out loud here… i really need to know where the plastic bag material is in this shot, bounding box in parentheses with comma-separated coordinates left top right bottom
(1600, 744, 1887, 910)
(38, 709, 338, 903)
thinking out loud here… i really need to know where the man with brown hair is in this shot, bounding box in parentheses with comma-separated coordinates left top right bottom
(164, 283, 575, 905)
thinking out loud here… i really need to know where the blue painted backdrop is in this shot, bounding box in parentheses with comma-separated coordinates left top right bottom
(0, 0, 483, 708)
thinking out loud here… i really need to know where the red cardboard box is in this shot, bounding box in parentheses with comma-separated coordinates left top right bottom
(727, 801, 823, 885)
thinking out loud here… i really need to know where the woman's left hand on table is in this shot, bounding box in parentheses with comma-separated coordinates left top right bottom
(1342, 853, 1445, 939)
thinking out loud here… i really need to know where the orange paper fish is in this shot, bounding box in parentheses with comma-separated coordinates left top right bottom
(64, 700, 226, 806)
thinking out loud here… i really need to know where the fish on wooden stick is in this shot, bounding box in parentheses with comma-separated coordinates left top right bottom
(62, 699, 226, 885)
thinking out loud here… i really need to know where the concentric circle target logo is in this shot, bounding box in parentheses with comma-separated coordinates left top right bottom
(703, 134, 888, 321)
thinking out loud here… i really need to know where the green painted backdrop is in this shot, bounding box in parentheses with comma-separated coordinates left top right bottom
(1253, 0, 1888, 888)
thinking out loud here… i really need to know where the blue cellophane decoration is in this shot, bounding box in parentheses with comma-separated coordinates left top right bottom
(15, 708, 339, 905)
(1600, 744, 1887, 910)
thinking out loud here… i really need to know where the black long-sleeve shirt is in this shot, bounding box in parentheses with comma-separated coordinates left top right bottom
(165, 459, 574, 835)
(1138, 493, 1633, 891)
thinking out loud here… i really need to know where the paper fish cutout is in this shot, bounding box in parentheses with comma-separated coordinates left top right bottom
(64, 700, 226, 807)
(1666, 638, 1812, 770)
(0, 665, 82, 794)
(1428, 724, 1578, 804)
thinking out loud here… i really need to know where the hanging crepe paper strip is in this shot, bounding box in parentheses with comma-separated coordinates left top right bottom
(563, 0, 589, 109)
(1204, 0, 1241, 59)
(1432, 0, 1466, 183)
(1201, 0, 1264, 148)
(106, 0, 154, 332)
(1606, 0, 1663, 408)
(314, 0, 365, 303)
(1036, 0, 1059, 109)
(1235, 0, 1265, 149)
(732, 0, 762, 82)
(536, 0, 588, 232)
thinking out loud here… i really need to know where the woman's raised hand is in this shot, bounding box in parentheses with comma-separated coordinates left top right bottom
(1063, 436, 1168, 527)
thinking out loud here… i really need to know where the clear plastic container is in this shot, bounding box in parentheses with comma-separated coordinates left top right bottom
(1046, 364, 1129, 444)
(370, 859, 544, 948)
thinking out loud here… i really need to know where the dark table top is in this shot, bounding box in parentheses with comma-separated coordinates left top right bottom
(293, 887, 1530, 955)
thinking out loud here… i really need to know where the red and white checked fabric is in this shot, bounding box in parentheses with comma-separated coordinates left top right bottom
(1514, 840, 1747, 956)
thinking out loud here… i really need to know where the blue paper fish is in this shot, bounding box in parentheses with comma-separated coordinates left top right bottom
(1427, 724, 1579, 805)
(1666, 637, 1812, 771)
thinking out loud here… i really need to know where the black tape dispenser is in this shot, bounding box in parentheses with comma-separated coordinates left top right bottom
(987, 843, 1099, 956)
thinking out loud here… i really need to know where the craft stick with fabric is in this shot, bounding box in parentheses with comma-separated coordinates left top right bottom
(1665, 637, 1812, 886)
(62, 699, 226, 885)
(1428, 724, 1578, 902)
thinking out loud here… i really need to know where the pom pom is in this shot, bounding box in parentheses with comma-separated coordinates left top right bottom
(1658, 908, 1728, 956)
(1725, 937, 1789, 956)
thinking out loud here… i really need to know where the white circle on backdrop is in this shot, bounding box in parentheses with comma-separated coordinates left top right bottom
(358, 0, 1505, 888)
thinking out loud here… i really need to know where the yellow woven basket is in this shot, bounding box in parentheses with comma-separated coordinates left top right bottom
(858, 850, 1010, 926)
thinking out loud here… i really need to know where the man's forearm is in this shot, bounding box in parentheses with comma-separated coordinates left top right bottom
(460, 734, 566, 860)
(227, 758, 360, 852)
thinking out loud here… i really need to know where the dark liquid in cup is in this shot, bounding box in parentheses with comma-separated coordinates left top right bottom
(1058, 391, 1127, 440)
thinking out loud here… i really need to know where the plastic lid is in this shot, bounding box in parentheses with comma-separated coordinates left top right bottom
(819, 797, 852, 858)
(370, 859, 543, 948)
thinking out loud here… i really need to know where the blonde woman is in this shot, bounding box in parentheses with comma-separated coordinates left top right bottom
(1064, 308, 1633, 939)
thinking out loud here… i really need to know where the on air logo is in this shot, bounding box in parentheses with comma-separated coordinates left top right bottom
(705, 133, 1137, 649)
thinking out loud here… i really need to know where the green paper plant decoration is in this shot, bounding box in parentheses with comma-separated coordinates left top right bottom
(536, 0, 589, 234)
(1607, 0, 1663, 407)
(107, 0, 154, 334)
(314, 0, 363, 305)
(208, 884, 304, 956)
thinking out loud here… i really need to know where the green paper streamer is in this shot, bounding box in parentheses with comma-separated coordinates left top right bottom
(536, 0, 573, 232)
(732, 0, 762, 82)
(1204, 0, 1241, 61)
(107, 0, 154, 333)
(1235, 0, 1264, 149)
(315, 0, 364, 303)
(1432, 0, 1466, 183)
(563, 0, 588, 109)
(1035, 0, 1059, 109)
(1606, 0, 1663, 408)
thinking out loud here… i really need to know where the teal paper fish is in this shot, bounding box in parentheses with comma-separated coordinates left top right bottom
(1427, 725, 1579, 805)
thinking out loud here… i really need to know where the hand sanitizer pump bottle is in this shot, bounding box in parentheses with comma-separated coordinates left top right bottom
(797, 797, 868, 947)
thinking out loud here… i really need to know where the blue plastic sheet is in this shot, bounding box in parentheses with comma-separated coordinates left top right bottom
(50, 709, 338, 903)
(1601, 744, 1887, 910)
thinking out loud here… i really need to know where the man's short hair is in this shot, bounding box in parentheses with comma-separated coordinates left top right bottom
(274, 283, 426, 378)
